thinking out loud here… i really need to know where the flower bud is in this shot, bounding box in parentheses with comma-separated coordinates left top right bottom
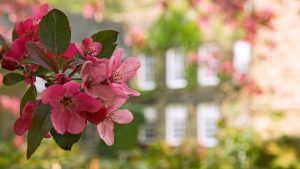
(1, 57, 20, 71)
(54, 73, 72, 84)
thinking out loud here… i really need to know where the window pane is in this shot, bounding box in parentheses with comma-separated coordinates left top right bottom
(137, 55, 156, 90)
(165, 105, 187, 146)
(166, 48, 187, 89)
(197, 103, 220, 147)
(138, 107, 156, 144)
(233, 40, 252, 73)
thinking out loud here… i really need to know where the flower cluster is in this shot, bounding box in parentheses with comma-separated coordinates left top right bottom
(0, 4, 140, 158)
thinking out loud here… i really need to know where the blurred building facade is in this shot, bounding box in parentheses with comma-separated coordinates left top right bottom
(252, 0, 300, 138)
(135, 46, 222, 147)
(126, 0, 300, 148)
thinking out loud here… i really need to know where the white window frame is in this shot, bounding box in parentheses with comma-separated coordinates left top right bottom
(197, 44, 220, 86)
(165, 104, 187, 146)
(166, 48, 187, 89)
(233, 40, 252, 73)
(138, 107, 157, 145)
(197, 103, 220, 147)
(137, 55, 156, 91)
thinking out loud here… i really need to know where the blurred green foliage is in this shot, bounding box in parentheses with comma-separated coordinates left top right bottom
(145, 7, 201, 54)
(97, 128, 300, 169)
(0, 140, 90, 169)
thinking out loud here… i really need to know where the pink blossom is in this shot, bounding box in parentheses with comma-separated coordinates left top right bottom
(106, 48, 141, 97)
(13, 135, 25, 148)
(83, 106, 106, 125)
(125, 28, 145, 47)
(81, 48, 140, 99)
(187, 52, 200, 65)
(254, 8, 274, 28)
(82, 3, 94, 19)
(234, 73, 248, 86)
(96, 96, 133, 146)
(188, 0, 201, 7)
(54, 73, 72, 84)
(32, 4, 49, 21)
(23, 64, 38, 84)
(0, 95, 20, 116)
(60, 43, 77, 60)
(78, 37, 102, 61)
(41, 81, 102, 134)
(242, 79, 262, 96)
(80, 59, 113, 100)
(23, 73, 36, 84)
(3, 38, 27, 61)
(13, 101, 36, 136)
(16, 18, 38, 41)
(219, 60, 233, 76)
(81, 59, 114, 100)
(197, 15, 209, 29)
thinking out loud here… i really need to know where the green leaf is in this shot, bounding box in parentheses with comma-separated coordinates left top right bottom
(50, 129, 82, 151)
(20, 85, 37, 115)
(26, 42, 58, 73)
(3, 73, 25, 86)
(12, 26, 18, 41)
(0, 34, 9, 55)
(91, 30, 118, 58)
(32, 66, 52, 76)
(38, 9, 71, 56)
(27, 102, 52, 159)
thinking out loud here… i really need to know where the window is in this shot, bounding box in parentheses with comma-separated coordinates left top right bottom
(197, 44, 220, 86)
(233, 40, 252, 73)
(166, 48, 187, 89)
(138, 107, 156, 144)
(137, 55, 156, 90)
(197, 103, 220, 147)
(165, 104, 187, 146)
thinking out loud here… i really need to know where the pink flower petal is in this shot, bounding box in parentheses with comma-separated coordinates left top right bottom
(108, 48, 123, 77)
(61, 43, 77, 60)
(66, 111, 86, 134)
(51, 108, 70, 134)
(16, 19, 33, 37)
(32, 4, 49, 21)
(41, 84, 64, 106)
(80, 61, 107, 82)
(82, 37, 94, 48)
(117, 57, 141, 82)
(93, 84, 114, 101)
(92, 42, 102, 55)
(91, 63, 107, 82)
(109, 82, 140, 97)
(111, 109, 133, 124)
(106, 96, 128, 113)
(13, 102, 35, 135)
(85, 107, 106, 125)
(10, 38, 27, 59)
(75, 92, 102, 113)
(97, 120, 114, 146)
(79, 37, 101, 58)
(63, 81, 80, 96)
(80, 61, 94, 79)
